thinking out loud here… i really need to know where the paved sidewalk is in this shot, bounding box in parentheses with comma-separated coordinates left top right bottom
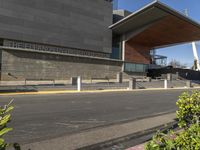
(1, 80, 199, 96)
(18, 113, 176, 150)
(1, 86, 200, 96)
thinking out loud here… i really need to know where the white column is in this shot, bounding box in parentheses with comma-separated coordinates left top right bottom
(122, 35, 126, 72)
(122, 35, 126, 61)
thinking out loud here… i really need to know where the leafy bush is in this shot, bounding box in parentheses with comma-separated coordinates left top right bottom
(145, 91, 200, 150)
(175, 124, 200, 150)
(145, 124, 200, 150)
(176, 91, 200, 128)
(145, 130, 177, 150)
(0, 100, 14, 150)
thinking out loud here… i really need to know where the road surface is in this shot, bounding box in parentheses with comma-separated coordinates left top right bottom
(0, 89, 196, 144)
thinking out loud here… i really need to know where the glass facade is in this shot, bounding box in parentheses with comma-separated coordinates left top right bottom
(111, 35, 122, 59)
(124, 62, 148, 73)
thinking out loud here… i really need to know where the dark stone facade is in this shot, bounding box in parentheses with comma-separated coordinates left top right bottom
(3, 40, 111, 58)
(1, 50, 122, 81)
(0, 0, 112, 54)
(0, 0, 119, 81)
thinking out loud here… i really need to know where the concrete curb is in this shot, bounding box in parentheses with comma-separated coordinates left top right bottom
(21, 113, 176, 150)
(0, 87, 200, 96)
(78, 121, 178, 150)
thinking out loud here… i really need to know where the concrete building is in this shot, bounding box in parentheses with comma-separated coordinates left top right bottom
(0, 0, 119, 81)
(0, 0, 200, 81)
(110, 2, 200, 74)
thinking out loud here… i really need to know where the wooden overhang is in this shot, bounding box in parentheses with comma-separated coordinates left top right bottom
(109, 1, 200, 49)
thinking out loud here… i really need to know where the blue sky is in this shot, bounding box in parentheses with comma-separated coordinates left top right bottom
(117, 0, 200, 67)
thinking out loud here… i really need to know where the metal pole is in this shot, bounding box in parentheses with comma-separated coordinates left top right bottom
(192, 42, 200, 71)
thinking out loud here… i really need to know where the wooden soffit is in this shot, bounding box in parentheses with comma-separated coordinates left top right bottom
(110, 1, 200, 49)
(127, 15, 200, 48)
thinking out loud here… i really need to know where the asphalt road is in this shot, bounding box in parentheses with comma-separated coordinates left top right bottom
(0, 89, 197, 144)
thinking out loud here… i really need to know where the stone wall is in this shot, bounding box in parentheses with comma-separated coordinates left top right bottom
(1, 50, 122, 81)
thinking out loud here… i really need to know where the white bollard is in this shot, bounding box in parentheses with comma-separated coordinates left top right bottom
(77, 76, 82, 91)
(164, 79, 168, 89)
(117, 72, 123, 83)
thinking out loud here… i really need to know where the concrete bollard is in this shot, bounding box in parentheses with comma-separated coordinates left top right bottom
(164, 79, 168, 89)
(129, 77, 136, 90)
(71, 77, 78, 86)
(186, 80, 192, 88)
(77, 76, 82, 91)
(117, 72, 123, 83)
(167, 73, 172, 81)
(147, 77, 152, 82)
(175, 72, 179, 80)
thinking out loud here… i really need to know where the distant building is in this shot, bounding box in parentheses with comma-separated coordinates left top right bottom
(0, 0, 200, 81)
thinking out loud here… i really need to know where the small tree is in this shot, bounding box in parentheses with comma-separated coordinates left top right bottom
(168, 59, 187, 69)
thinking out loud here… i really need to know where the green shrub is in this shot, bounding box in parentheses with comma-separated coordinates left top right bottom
(145, 130, 177, 150)
(176, 91, 200, 128)
(175, 124, 200, 150)
(145, 124, 200, 150)
(145, 91, 200, 150)
(0, 100, 14, 150)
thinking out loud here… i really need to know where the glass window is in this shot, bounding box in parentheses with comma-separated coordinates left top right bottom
(111, 35, 122, 59)
(124, 62, 148, 73)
